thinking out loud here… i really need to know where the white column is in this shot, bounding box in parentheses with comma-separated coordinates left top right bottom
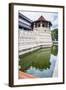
(33, 23, 35, 29)
(40, 22, 42, 27)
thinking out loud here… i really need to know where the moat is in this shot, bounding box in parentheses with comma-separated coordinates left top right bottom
(19, 45, 58, 78)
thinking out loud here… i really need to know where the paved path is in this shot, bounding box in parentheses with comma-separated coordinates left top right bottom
(53, 59, 58, 77)
(19, 71, 36, 79)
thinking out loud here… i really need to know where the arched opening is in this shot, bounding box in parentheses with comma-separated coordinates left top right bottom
(42, 24, 44, 27)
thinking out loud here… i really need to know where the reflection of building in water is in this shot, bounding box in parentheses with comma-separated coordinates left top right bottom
(19, 48, 51, 72)
(18, 12, 52, 55)
(19, 47, 58, 78)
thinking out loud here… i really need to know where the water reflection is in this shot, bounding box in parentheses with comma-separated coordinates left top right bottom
(51, 45, 58, 56)
(19, 45, 58, 78)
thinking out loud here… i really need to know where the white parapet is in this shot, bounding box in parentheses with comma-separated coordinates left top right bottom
(18, 27, 52, 55)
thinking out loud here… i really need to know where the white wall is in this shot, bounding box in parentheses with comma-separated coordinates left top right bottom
(0, 0, 66, 90)
(18, 28, 52, 51)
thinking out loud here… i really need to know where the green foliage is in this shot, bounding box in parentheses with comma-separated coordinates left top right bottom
(51, 28, 58, 41)
(51, 45, 58, 56)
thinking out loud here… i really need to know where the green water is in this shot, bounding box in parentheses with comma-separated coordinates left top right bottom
(19, 45, 58, 78)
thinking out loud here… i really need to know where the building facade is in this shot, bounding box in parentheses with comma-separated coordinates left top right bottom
(18, 13, 52, 55)
(18, 12, 33, 30)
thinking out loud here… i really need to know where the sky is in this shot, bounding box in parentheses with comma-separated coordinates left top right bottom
(19, 10, 58, 30)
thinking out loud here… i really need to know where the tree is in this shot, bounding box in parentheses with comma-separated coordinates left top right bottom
(51, 28, 58, 41)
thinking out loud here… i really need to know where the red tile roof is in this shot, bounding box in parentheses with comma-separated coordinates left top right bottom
(32, 15, 52, 26)
(37, 16, 46, 21)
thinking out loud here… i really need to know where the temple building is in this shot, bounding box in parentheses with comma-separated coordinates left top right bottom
(18, 13, 53, 55)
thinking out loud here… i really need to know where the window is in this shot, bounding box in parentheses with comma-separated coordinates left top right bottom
(42, 24, 44, 27)
(38, 23, 40, 27)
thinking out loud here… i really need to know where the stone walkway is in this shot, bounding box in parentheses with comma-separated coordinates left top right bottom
(19, 71, 36, 79)
(53, 59, 58, 77)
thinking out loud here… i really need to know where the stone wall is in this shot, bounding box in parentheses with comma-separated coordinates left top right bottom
(18, 28, 52, 55)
